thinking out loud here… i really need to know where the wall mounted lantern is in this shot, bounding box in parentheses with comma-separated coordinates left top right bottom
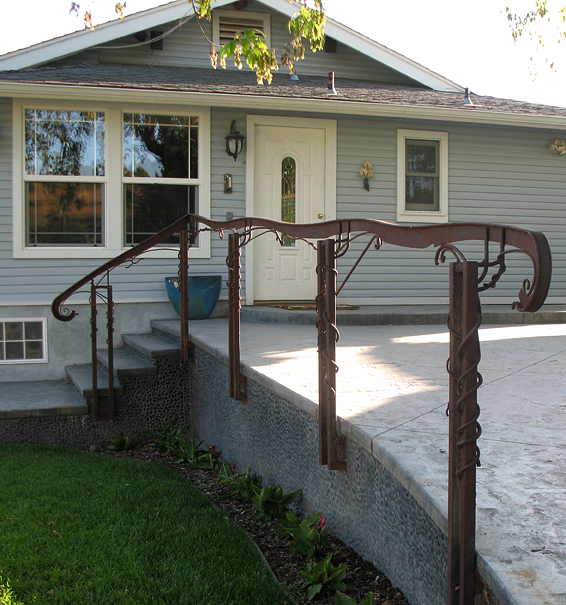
(548, 138, 566, 155)
(225, 120, 245, 161)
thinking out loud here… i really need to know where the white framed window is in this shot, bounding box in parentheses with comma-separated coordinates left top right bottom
(212, 10, 271, 48)
(122, 113, 200, 246)
(0, 318, 47, 364)
(397, 129, 448, 223)
(24, 110, 106, 246)
(13, 100, 211, 259)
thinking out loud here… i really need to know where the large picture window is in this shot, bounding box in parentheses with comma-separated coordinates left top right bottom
(14, 103, 211, 259)
(397, 129, 448, 223)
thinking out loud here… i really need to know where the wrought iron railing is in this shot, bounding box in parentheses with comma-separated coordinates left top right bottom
(52, 214, 551, 605)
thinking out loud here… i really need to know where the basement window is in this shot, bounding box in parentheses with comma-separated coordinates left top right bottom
(212, 10, 271, 47)
(0, 319, 47, 363)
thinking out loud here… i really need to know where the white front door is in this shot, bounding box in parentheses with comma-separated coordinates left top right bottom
(253, 124, 328, 301)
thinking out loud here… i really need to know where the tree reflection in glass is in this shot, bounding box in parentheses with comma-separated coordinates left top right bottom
(24, 110, 105, 245)
(281, 156, 296, 247)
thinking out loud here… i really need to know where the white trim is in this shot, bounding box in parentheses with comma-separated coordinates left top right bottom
(0, 0, 461, 92)
(397, 129, 449, 224)
(245, 115, 337, 305)
(0, 0, 198, 71)
(12, 99, 211, 260)
(3, 84, 564, 132)
(0, 317, 48, 364)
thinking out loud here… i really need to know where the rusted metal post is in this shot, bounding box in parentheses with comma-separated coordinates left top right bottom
(179, 227, 193, 364)
(89, 283, 115, 421)
(105, 284, 115, 420)
(228, 232, 247, 402)
(317, 241, 329, 465)
(318, 239, 347, 471)
(90, 283, 99, 420)
(447, 261, 482, 605)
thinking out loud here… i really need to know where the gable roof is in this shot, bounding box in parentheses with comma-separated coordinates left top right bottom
(0, 0, 463, 92)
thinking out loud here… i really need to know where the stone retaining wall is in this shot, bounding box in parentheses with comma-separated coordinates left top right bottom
(189, 344, 452, 605)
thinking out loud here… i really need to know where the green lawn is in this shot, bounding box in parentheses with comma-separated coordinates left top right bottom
(0, 445, 295, 605)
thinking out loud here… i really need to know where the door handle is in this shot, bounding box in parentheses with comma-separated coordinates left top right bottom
(318, 213, 324, 219)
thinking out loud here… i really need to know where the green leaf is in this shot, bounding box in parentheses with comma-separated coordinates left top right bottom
(307, 583, 323, 600)
(335, 592, 357, 605)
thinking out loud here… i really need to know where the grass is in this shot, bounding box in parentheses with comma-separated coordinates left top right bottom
(0, 444, 296, 605)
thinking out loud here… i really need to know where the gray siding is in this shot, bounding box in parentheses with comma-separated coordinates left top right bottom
(1, 102, 564, 308)
(54, 8, 422, 86)
(332, 116, 566, 303)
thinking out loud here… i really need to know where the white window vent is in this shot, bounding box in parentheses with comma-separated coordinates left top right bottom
(213, 10, 271, 48)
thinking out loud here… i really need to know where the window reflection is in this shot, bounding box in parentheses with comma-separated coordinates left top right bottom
(123, 114, 198, 179)
(25, 110, 105, 176)
(124, 184, 197, 245)
(27, 182, 103, 245)
(281, 156, 296, 247)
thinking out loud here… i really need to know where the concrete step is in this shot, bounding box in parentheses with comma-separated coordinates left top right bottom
(122, 332, 181, 359)
(97, 346, 156, 378)
(240, 304, 566, 326)
(66, 364, 122, 398)
(0, 379, 88, 420)
(150, 319, 182, 340)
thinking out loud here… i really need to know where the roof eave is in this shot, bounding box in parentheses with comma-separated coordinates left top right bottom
(0, 0, 463, 92)
(0, 0, 200, 71)
(1, 82, 563, 130)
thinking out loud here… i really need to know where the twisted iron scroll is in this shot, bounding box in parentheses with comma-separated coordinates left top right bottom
(52, 215, 551, 322)
(50, 214, 551, 605)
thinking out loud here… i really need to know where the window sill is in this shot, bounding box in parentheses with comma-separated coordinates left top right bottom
(13, 245, 211, 260)
(396, 211, 448, 224)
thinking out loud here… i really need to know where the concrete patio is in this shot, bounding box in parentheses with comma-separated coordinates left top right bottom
(181, 312, 566, 605)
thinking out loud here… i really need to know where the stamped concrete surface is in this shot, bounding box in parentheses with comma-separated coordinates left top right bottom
(182, 317, 566, 605)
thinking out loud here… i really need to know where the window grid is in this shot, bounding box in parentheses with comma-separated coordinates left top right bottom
(0, 319, 46, 364)
(14, 102, 211, 259)
(397, 129, 448, 224)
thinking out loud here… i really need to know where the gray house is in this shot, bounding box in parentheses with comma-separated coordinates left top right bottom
(0, 0, 565, 381)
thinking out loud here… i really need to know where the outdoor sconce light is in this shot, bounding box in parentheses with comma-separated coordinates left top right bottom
(547, 138, 566, 155)
(358, 160, 374, 191)
(225, 120, 245, 161)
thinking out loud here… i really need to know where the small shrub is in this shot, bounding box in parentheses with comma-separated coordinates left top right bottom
(335, 591, 375, 605)
(274, 511, 328, 560)
(218, 465, 263, 501)
(149, 417, 186, 453)
(251, 484, 302, 521)
(150, 420, 221, 470)
(107, 435, 139, 451)
(300, 554, 347, 600)
(169, 439, 222, 471)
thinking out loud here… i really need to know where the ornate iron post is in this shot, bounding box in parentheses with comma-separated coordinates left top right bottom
(228, 232, 247, 402)
(447, 261, 482, 605)
(317, 239, 347, 471)
(179, 227, 193, 364)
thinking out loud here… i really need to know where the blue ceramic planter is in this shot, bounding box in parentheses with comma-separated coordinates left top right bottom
(165, 275, 222, 320)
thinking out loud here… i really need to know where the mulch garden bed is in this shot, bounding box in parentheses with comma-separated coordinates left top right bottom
(95, 443, 409, 605)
